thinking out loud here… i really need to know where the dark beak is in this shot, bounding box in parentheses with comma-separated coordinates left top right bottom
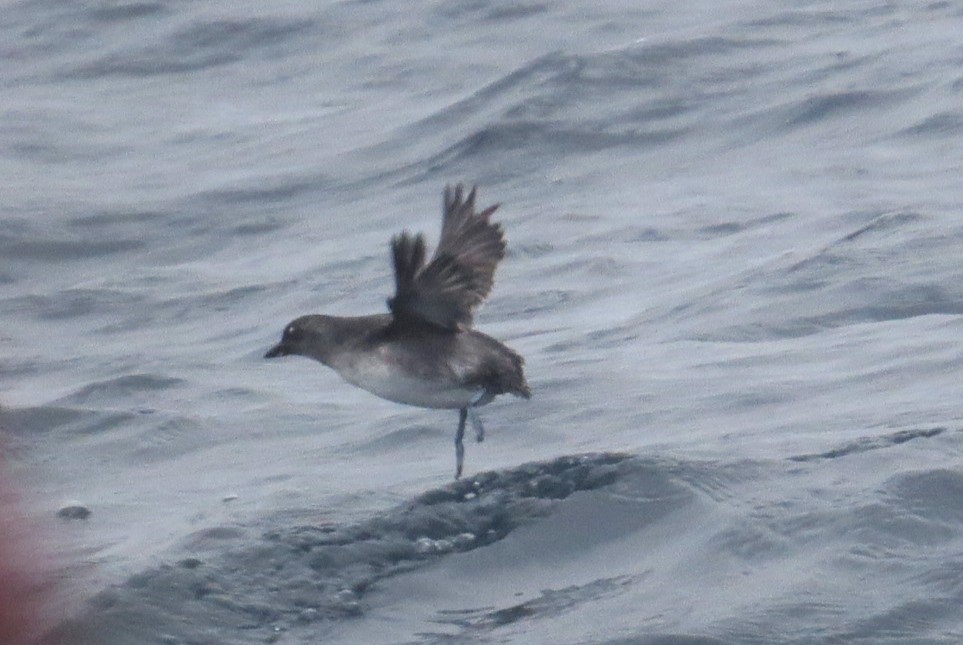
(264, 342, 287, 359)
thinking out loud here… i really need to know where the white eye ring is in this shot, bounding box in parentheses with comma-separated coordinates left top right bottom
(286, 325, 296, 335)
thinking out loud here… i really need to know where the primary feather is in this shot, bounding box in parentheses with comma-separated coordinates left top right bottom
(388, 184, 505, 330)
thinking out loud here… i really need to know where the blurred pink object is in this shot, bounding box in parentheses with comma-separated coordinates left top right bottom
(0, 452, 51, 645)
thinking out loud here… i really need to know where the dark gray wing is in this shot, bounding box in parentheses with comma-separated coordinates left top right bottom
(388, 184, 505, 330)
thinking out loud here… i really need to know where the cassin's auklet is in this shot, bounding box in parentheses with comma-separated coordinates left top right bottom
(265, 184, 530, 479)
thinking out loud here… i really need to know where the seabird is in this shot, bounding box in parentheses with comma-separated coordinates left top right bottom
(265, 184, 530, 478)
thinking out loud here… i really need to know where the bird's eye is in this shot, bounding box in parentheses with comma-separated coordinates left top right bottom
(285, 325, 297, 337)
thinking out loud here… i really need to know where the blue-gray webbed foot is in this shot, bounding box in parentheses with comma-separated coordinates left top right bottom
(455, 408, 467, 479)
(468, 406, 485, 443)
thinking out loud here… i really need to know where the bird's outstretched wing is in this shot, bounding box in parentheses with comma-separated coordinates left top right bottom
(389, 184, 505, 330)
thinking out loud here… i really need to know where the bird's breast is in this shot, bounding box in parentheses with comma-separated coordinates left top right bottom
(330, 347, 483, 410)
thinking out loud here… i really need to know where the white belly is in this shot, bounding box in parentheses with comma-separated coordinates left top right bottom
(332, 352, 483, 409)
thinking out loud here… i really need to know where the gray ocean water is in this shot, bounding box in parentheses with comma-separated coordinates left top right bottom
(3, 1, 963, 643)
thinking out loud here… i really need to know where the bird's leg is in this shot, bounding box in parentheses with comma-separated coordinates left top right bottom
(455, 408, 467, 479)
(467, 406, 485, 443)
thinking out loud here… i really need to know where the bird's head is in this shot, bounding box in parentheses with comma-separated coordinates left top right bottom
(265, 315, 317, 359)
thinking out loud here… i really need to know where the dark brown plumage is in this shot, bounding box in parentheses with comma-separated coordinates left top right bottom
(389, 185, 504, 331)
(266, 184, 529, 478)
